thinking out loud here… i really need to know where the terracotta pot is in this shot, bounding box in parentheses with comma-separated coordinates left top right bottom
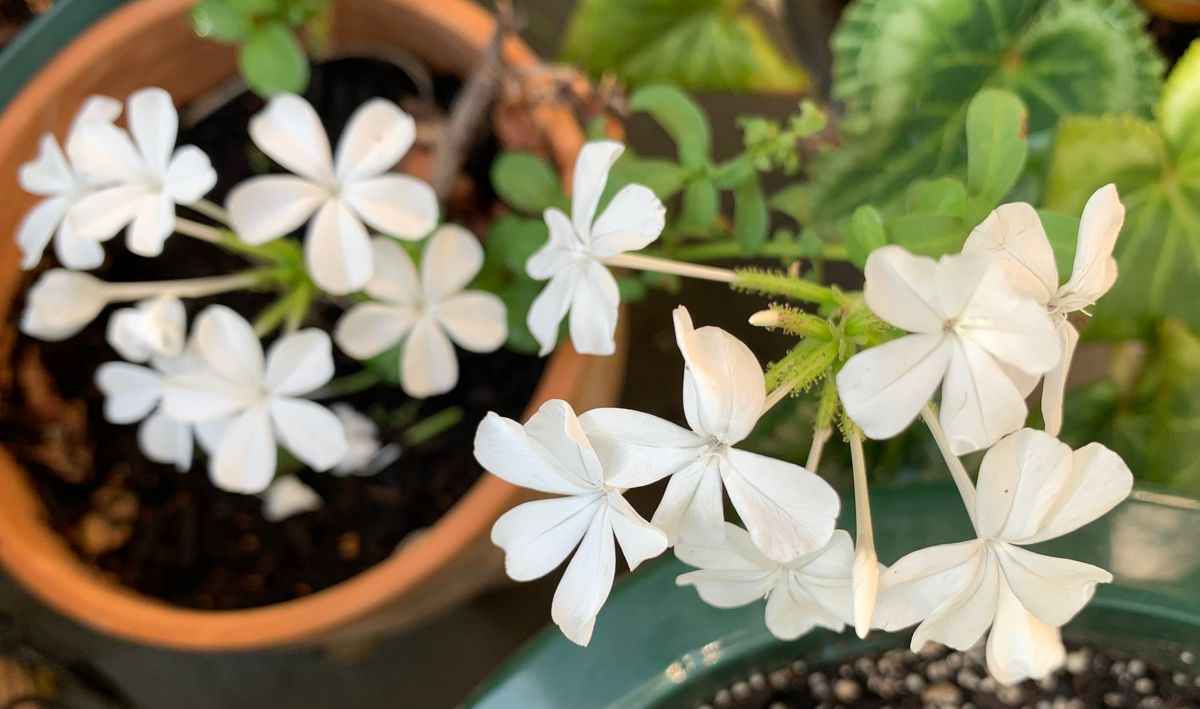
(0, 0, 625, 650)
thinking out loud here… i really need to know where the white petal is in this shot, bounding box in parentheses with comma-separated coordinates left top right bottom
(334, 98, 416, 182)
(652, 456, 725, 547)
(261, 476, 323, 522)
(588, 184, 665, 258)
(940, 337, 1029, 455)
(160, 371, 258, 421)
(570, 141, 623, 241)
(862, 245, 946, 332)
(873, 539, 986, 632)
(400, 316, 458, 398)
(491, 494, 602, 581)
(522, 398, 605, 488)
(226, 176, 326, 245)
(362, 236, 421, 305)
(16, 198, 67, 270)
(606, 490, 668, 571)
(1041, 321, 1078, 437)
(331, 404, 382, 475)
(526, 271, 574, 357)
(126, 193, 175, 257)
(963, 202, 1058, 304)
(676, 524, 780, 608)
(764, 531, 855, 640)
(551, 506, 616, 646)
(1024, 442, 1132, 544)
(95, 362, 162, 423)
(933, 251, 999, 322)
(721, 449, 840, 563)
(836, 334, 951, 441)
(568, 260, 620, 357)
(249, 94, 334, 182)
(305, 199, 374, 295)
(53, 219, 106, 270)
(472, 403, 598, 496)
(578, 408, 706, 488)
(191, 305, 264, 385)
(343, 175, 437, 239)
(1057, 184, 1123, 310)
(66, 95, 122, 150)
(986, 581, 1066, 685)
(435, 292, 506, 352)
(420, 224, 484, 300)
(334, 302, 415, 361)
(994, 543, 1110, 627)
(264, 329, 334, 396)
(19, 135, 73, 195)
(975, 428, 1074, 541)
(106, 295, 186, 363)
(210, 405, 277, 494)
(19, 269, 108, 341)
(675, 522, 776, 572)
(67, 120, 147, 184)
(960, 263, 1061, 376)
(852, 542, 881, 638)
(268, 397, 348, 472)
(910, 550, 1000, 652)
(137, 412, 194, 471)
(674, 306, 766, 444)
(127, 88, 178, 176)
(765, 576, 841, 640)
(195, 418, 231, 455)
(164, 145, 217, 204)
(70, 184, 153, 241)
(528, 208, 585, 280)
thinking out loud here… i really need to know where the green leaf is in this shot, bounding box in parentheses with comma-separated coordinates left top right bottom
(1037, 209, 1081, 276)
(228, 0, 278, 14)
(812, 0, 1163, 221)
(192, 0, 249, 42)
(906, 177, 967, 215)
(562, 0, 808, 93)
(239, 22, 310, 97)
(1148, 320, 1200, 491)
(887, 213, 970, 258)
(628, 84, 711, 169)
(1158, 41, 1200, 162)
(484, 215, 548, 274)
(679, 179, 718, 234)
(490, 152, 566, 215)
(769, 182, 812, 225)
(848, 205, 887, 268)
(965, 89, 1029, 204)
(610, 155, 687, 200)
(733, 177, 768, 256)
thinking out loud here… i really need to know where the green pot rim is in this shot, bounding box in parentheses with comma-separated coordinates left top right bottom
(466, 482, 1200, 709)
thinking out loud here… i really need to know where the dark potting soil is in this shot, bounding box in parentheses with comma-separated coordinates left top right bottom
(699, 642, 1200, 709)
(0, 57, 545, 609)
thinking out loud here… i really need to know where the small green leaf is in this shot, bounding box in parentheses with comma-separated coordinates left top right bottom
(733, 177, 768, 256)
(906, 177, 967, 215)
(617, 276, 647, 303)
(679, 179, 718, 234)
(848, 205, 887, 268)
(1159, 40, 1200, 164)
(611, 155, 687, 200)
(490, 152, 566, 215)
(887, 213, 968, 258)
(192, 0, 249, 42)
(965, 89, 1028, 205)
(239, 22, 310, 97)
(228, 0, 278, 14)
(485, 215, 547, 274)
(1037, 209, 1081, 277)
(769, 182, 811, 224)
(629, 84, 711, 168)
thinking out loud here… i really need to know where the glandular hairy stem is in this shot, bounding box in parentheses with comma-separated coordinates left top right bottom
(764, 338, 837, 392)
(733, 267, 839, 306)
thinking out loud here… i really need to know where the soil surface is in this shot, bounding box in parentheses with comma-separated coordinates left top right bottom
(700, 642, 1200, 709)
(0, 58, 544, 609)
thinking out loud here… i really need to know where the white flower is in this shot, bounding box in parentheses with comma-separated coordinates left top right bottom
(963, 185, 1124, 435)
(331, 404, 386, 476)
(226, 94, 438, 295)
(106, 294, 186, 363)
(872, 428, 1133, 684)
(334, 225, 506, 398)
(69, 87, 217, 257)
(261, 476, 323, 522)
(20, 270, 112, 341)
(474, 400, 668, 646)
(160, 305, 347, 494)
(580, 306, 839, 562)
(836, 245, 1061, 455)
(676, 524, 854, 641)
(16, 95, 121, 270)
(526, 141, 665, 356)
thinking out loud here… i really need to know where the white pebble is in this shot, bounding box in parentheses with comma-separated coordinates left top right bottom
(1134, 677, 1154, 695)
(1065, 651, 1089, 675)
(834, 678, 861, 703)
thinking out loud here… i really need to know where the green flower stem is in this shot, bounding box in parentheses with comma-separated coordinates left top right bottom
(174, 217, 222, 243)
(806, 426, 832, 472)
(920, 403, 978, 530)
(311, 368, 383, 400)
(189, 198, 231, 226)
(641, 240, 849, 264)
(764, 338, 837, 391)
(404, 406, 465, 447)
(733, 268, 840, 306)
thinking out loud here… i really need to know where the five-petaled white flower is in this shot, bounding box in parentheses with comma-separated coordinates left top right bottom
(475, 399, 668, 646)
(161, 305, 347, 494)
(526, 141, 665, 356)
(676, 523, 855, 641)
(261, 476, 323, 522)
(580, 306, 839, 562)
(16, 95, 122, 270)
(69, 87, 217, 257)
(227, 94, 438, 295)
(334, 225, 506, 398)
(106, 294, 186, 363)
(871, 428, 1132, 685)
(963, 184, 1124, 436)
(837, 245, 1061, 455)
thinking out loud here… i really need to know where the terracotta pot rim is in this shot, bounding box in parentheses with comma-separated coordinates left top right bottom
(0, 0, 590, 650)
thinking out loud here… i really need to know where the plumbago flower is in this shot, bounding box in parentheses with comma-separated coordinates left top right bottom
(526, 141, 666, 356)
(676, 524, 855, 641)
(474, 399, 668, 645)
(69, 88, 217, 257)
(580, 307, 839, 562)
(872, 428, 1133, 684)
(106, 295, 186, 363)
(16, 95, 121, 270)
(836, 246, 1061, 455)
(261, 476, 323, 522)
(161, 305, 347, 494)
(963, 184, 1124, 436)
(227, 94, 438, 295)
(334, 225, 507, 398)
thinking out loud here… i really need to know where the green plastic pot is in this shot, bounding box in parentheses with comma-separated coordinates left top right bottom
(466, 482, 1200, 709)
